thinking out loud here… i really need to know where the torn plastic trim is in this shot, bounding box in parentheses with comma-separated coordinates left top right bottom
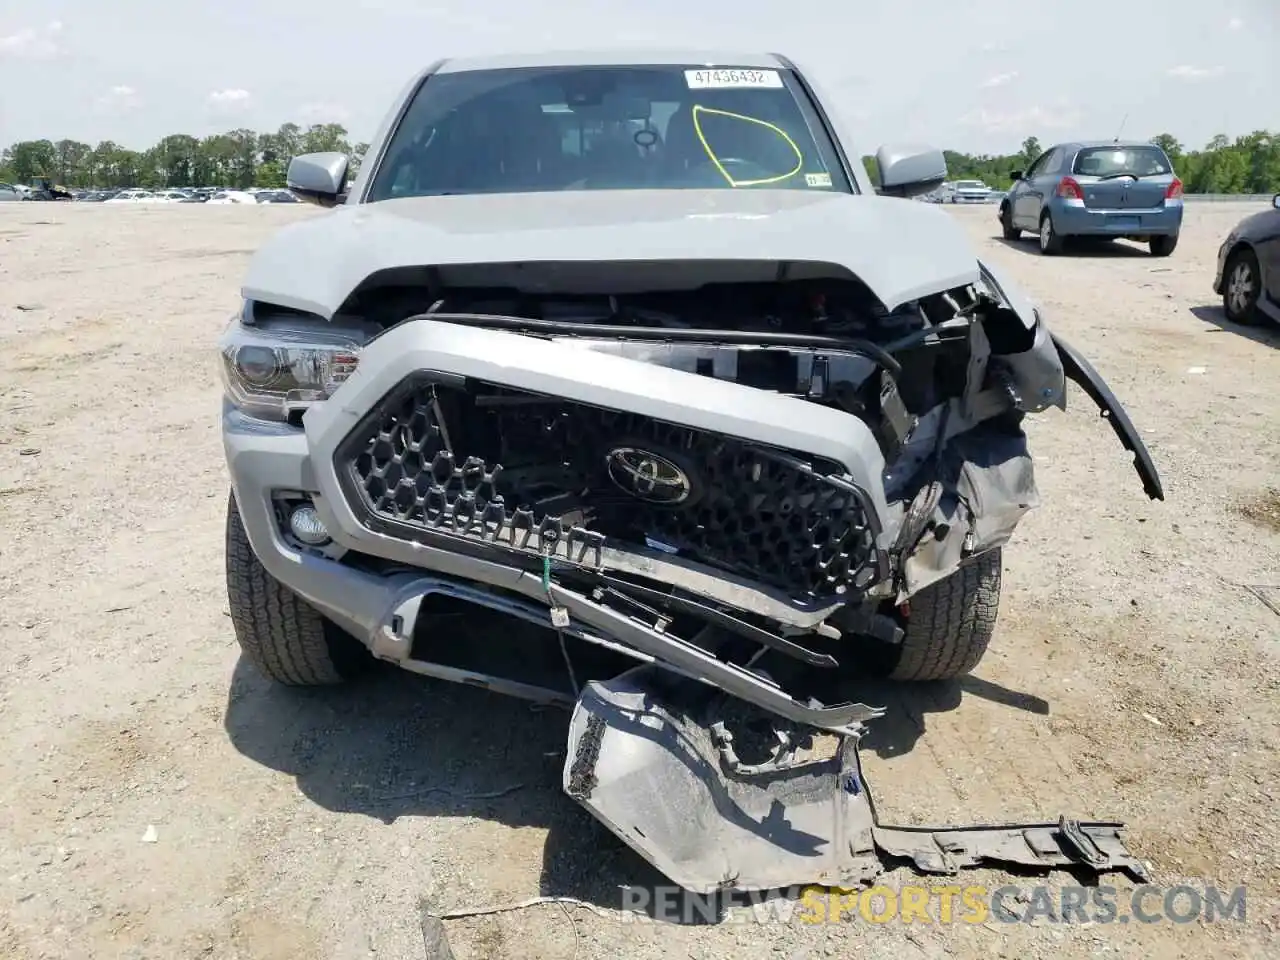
(407, 309, 905, 381)
(347, 540, 884, 733)
(565, 669, 1151, 894)
(1051, 333, 1165, 501)
(331, 492, 852, 629)
(871, 820, 1149, 882)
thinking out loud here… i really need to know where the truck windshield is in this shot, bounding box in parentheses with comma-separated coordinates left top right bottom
(365, 64, 853, 200)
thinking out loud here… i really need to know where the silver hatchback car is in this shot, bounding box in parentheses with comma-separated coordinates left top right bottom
(999, 141, 1183, 257)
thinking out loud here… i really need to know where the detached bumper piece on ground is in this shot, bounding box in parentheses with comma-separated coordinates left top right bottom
(565, 668, 1148, 893)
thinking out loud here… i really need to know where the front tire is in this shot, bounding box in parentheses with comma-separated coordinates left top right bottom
(1149, 234, 1178, 257)
(1222, 248, 1262, 325)
(886, 549, 1003, 681)
(225, 491, 370, 685)
(1000, 203, 1021, 240)
(1038, 213, 1064, 255)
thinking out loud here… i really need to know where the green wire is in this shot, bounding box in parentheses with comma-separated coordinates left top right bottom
(542, 553, 552, 593)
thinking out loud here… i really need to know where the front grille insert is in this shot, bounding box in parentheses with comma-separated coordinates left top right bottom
(335, 374, 883, 600)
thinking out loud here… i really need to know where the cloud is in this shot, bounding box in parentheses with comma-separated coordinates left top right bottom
(354, 0, 505, 31)
(207, 88, 252, 110)
(1166, 64, 1225, 80)
(0, 20, 64, 59)
(298, 101, 351, 123)
(94, 84, 140, 112)
(1226, 16, 1243, 30)
(980, 71, 1018, 89)
(959, 104, 1083, 133)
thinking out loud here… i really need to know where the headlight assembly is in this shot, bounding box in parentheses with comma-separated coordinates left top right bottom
(218, 310, 367, 421)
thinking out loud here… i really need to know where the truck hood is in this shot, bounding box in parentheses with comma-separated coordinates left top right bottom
(242, 189, 982, 316)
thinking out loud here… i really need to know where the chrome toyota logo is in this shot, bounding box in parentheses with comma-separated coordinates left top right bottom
(605, 447, 691, 504)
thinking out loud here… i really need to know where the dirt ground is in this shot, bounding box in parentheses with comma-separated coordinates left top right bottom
(1, 200, 1277, 960)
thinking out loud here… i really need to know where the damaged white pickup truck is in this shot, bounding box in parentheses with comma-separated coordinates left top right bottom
(220, 50, 1163, 893)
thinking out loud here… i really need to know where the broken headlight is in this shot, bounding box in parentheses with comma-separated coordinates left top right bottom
(219, 309, 365, 421)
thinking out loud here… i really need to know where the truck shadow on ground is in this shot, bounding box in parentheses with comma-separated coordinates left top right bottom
(223, 648, 1048, 918)
(1189, 304, 1280, 347)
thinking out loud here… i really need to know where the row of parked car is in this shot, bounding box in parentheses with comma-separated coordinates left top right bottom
(97, 187, 300, 204)
(0, 183, 300, 204)
(922, 180, 1004, 204)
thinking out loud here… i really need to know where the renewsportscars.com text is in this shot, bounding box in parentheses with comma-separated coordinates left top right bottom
(619, 883, 1247, 926)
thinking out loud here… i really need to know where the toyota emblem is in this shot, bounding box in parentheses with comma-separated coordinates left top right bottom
(605, 447, 692, 505)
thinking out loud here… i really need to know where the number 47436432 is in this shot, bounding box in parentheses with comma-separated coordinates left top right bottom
(684, 69, 784, 89)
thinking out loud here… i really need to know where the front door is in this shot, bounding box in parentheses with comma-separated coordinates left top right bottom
(1013, 149, 1056, 228)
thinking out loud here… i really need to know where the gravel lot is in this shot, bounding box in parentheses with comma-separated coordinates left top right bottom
(1, 201, 1277, 960)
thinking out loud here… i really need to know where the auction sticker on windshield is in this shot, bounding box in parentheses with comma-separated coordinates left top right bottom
(685, 69, 784, 89)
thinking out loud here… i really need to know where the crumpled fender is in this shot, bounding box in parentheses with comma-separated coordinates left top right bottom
(977, 259, 1163, 501)
(976, 257, 1040, 331)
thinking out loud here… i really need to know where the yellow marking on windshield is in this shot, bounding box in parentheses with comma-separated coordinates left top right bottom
(691, 105, 803, 187)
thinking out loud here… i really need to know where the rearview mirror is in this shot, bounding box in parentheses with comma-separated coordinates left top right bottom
(875, 144, 947, 199)
(287, 152, 349, 207)
(1009, 170, 1024, 182)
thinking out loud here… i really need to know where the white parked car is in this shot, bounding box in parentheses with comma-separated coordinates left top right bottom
(105, 190, 155, 203)
(949, 179, 993, 203)
(207, 190, 258, 205)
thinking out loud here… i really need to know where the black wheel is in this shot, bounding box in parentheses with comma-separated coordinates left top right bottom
(1222, 248, 1262, 325)
(225, 491, 371, 685)
(1000, 203, 1021, 240)
(1038, 213, 1064, 255)
(857, 549, 1003, 682)
(1149, 234, 1178, 257)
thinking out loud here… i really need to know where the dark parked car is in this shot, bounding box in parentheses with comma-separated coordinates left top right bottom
(999, 141, 1183, 257)
(1215, 194, 1280, 326)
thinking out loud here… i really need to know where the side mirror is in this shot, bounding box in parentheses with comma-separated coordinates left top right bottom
(286, 152, 349, 207)
(874, 144, 947, 199)
(1273, 193, 1280, 210)
(1009, 170, 1024, 182)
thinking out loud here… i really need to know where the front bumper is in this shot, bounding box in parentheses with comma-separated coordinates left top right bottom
(224, 316, 1156, 899)
(1213, 236, 1234, 293)
(224, 318, 898, 733)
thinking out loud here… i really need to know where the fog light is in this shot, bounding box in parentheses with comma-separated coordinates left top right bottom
(289, 504, 330, 545)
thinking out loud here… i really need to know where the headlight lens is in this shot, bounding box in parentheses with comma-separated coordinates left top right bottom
(219, 313, 365, 421)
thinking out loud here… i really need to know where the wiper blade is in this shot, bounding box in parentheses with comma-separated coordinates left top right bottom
(1096, 173, 1140, 181)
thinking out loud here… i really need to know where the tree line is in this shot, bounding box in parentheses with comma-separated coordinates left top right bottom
(0, 123, 369, 190)
(2, 123, 1277, 194)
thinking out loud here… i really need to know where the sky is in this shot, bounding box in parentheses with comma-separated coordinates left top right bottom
(0, 0, 1276, 156)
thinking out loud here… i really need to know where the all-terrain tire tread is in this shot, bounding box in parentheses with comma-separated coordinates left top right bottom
(225, 492, 347, 685)
(890, 548, 1002, 681)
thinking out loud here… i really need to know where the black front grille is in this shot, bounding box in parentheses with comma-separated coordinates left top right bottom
(336, 374, 883, 600)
